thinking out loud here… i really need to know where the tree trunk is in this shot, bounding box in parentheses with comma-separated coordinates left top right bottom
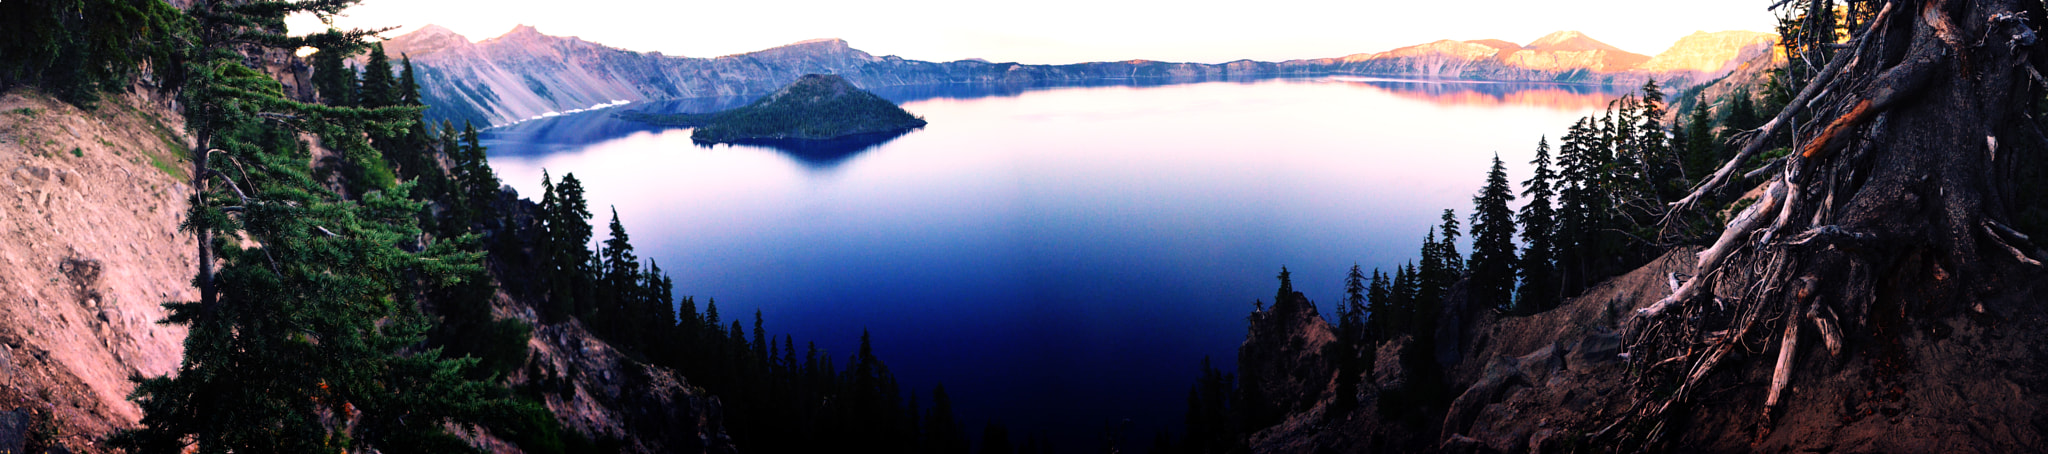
(1620, 0, 2048, 448)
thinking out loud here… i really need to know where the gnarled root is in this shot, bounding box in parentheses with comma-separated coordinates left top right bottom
(1639, 179, 1787, 320)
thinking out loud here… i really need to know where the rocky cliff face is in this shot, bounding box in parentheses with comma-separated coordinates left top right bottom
(385, 26, 1777, 127)
(1636, 30, 1778, 91)
(1238, 291, 1337, 431)
(1306, 31, 1651, 83)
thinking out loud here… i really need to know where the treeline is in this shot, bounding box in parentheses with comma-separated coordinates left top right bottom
(1158, 78, 1766, 452)
(521, 170, 1049, 452)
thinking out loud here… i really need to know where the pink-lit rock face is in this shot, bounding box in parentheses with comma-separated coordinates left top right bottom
(384, 26, 1773, 129)
(1637, 30, 1778, 74)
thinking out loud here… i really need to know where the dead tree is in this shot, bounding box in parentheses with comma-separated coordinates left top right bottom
(1608, 0, 2048, 448)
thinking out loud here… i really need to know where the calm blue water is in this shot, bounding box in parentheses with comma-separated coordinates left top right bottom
(482, 77, 1626, 449)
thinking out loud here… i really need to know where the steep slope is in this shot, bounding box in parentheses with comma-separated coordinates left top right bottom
(0, 76, 733, 454)
(0, 89, 194, 454)
(387, 26, 1772, 127)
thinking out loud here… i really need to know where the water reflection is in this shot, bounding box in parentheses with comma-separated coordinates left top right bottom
(481, 76, 1630, 165)
(694, 127, 923, 168)
(1329, 76, 1631, 110)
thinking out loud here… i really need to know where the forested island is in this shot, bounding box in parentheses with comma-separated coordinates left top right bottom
(619, 74, 927, 145)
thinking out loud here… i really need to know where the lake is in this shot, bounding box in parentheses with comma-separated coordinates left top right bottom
(482, 76, 1630, 449)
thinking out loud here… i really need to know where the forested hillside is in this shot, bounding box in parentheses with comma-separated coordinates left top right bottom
(0, 0, 1004, 452)
(1167, 0, 2048, 452)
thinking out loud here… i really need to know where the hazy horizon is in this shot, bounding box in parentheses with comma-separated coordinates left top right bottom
(287, 0, 1781, 65)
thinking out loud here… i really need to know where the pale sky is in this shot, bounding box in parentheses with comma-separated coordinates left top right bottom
(288, 0, 1780, 65)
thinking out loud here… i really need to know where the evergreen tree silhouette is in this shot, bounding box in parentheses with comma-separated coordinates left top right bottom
(1518, 137, 1562, 311)
(1469, 154, 1519, 312)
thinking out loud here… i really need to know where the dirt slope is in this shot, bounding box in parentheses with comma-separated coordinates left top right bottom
(1248, 242, 2048, 452)
(0, 88, 195, 453)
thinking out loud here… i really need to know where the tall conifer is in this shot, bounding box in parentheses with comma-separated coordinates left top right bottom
(1518, 137, 1562, 310)
(1470, 154, 1519, 311)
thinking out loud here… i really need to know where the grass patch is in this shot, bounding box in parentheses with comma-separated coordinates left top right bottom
(148, 153, 186, 180)
(11, 107, 37, 118)
(70, 147, 82, 157)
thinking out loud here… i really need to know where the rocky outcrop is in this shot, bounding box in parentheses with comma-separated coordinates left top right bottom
(384, 26, 1777, 127)
(1238, 291, 1337, 432)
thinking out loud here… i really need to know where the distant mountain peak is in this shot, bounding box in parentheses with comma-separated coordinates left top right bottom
(503, 24, 543, 37)
(383, 24, 474, 58)
(791, 38, 849, 46)
(1526, 30, 1630, 54)
(408, 24, 464, 40)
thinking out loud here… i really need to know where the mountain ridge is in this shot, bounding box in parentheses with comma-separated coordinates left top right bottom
(382, 25, 1775, 127)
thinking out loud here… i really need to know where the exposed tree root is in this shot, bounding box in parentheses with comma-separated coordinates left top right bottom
(1609, 0, 2048, 448)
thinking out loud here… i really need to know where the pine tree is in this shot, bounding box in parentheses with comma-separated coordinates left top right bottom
(458, 121, 499, 219)
(1470, 154, 1519, 312)
(1437, 209, 1463, 277)
(1682, 99, 1718, 183)
(399, 54, 422, 106)
(1554, 118, 1598, 298)
(114, 2, 536, 451)
(600, 207, 639, 341)
(311, 46, 357, 107)
(1417, 226, 1442, 308)
(1273, 265, 1295, 310)
(1367, 269, 1392, 337)
(1341, 265, 1367, 338)
(1518, 137, 1562, 311)
(358, 43, 396, 108)
(545, 172, 594, 319)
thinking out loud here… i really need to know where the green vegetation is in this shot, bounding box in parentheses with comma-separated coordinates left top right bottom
(621, 73, 926, 143)
(69, 147, 81, 157)
(0, 1, 571, 452)
(0, 0, 186, 106)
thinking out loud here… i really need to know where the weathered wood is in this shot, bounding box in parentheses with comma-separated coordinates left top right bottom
(1765, 303, 1802, 413)
(1809, 302, 1845, 357)
(1639, 179, 1786, 319)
